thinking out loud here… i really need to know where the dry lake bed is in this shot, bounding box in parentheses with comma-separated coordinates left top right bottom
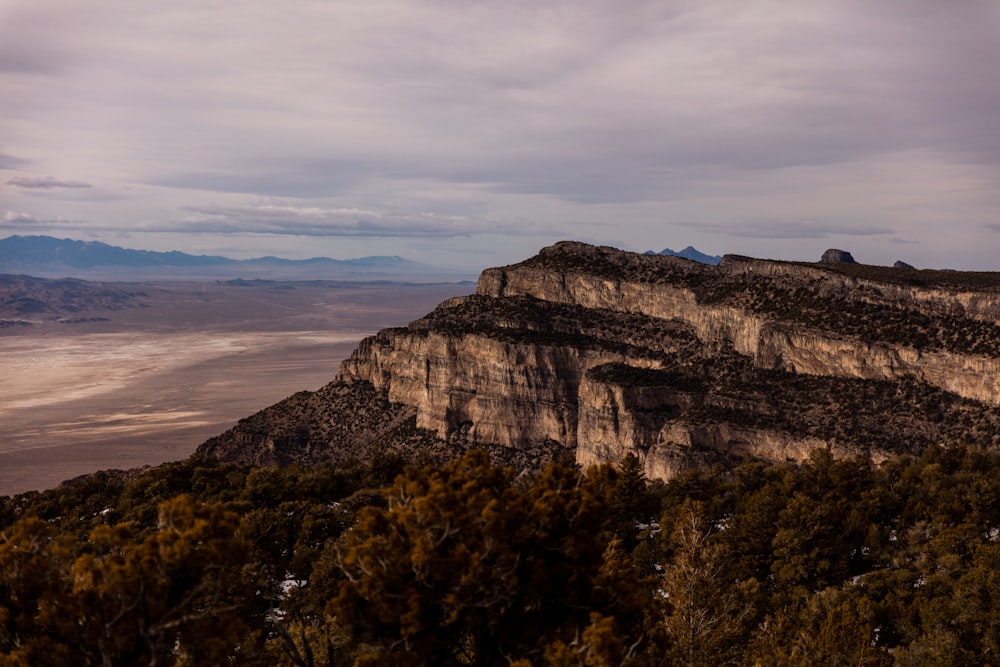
(0, 280, 472, 495)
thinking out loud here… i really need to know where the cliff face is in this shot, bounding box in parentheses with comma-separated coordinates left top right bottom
(337, 298, 683, 450)
(208, 241, 1000, 481)
(341, 329, 610, 448)
(477, 254, 1000, 405)
(719, 255, 1000, 323)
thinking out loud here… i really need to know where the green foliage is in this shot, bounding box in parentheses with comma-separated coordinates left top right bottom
(5, 444, 1000, 663)
(0, 517, 72, 665)
(323, 451, 654, 666)
(0, 496, 247, 666)
(660, 502, 757, 666)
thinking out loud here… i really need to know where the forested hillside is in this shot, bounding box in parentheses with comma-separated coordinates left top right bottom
(4, 444, 1000, 665)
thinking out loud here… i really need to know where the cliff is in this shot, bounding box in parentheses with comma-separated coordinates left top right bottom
(203, 241, 1000, 481)
(477, 244, 1000, 403)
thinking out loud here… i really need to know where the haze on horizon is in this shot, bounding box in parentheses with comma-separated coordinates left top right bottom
(2, 1, 999, 273)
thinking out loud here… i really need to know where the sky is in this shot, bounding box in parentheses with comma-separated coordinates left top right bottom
(2, 0, 999, 273)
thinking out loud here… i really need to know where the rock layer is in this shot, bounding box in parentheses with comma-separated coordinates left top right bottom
(331, 243, 1000, 479)
(207, 241, 1000, 481)
(477, 245, 1000, 404)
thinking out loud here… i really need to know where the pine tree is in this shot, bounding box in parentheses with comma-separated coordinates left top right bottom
(326, 450, 655, 666)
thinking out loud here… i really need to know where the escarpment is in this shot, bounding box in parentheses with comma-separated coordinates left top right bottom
(203, 241, 1000, 481)
(338, 296, 700, 449)
(478, 243, 1000, 404)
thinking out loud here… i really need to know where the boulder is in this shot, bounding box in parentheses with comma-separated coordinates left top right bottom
(820, 249, 857, 264)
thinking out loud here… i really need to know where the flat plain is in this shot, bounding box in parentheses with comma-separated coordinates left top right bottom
(0, 279, 473, 495)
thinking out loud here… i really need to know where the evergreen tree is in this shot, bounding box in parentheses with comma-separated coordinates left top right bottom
(325, 450, 655, 666)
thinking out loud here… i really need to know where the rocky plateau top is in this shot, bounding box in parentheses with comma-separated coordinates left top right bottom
(201, 241, 1000, 480)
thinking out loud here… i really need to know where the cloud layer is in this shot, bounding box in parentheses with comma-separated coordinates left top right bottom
(7, 176, 92, 189)
(1, 0, 998, 269)
(177, 202, 531, 238)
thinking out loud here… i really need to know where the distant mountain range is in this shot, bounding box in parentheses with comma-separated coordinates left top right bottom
(0, 235, 468, 281)
(643, 246, 722, 265)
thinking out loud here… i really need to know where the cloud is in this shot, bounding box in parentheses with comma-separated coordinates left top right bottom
(682, 219, 896, 240)
(1, 0, 998, 269)
(2, 210, 86, 227)
(0, 5, 80, 75)
(175, 202, 537, 238)
(0, 153, 28, 170)
(7, 176, 92, 189)
(3, 210, 38, 224)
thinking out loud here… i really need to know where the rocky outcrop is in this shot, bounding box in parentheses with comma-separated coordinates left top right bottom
(207, 241, 1000, 482)
(755, 328, 1000, 403)
(821, 249, 857, 264)
(717, 254, 1000, 323)
(575, 363, 888, 479)
(338, 295, 692, 450)
(341, 328, 620, 448)
(478, 243, 1000, 404)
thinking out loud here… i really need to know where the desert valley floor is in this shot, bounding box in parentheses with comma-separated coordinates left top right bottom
(0, 280, 472, 495)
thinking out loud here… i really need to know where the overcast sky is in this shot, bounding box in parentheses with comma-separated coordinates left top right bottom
(2, 0, 998, 272)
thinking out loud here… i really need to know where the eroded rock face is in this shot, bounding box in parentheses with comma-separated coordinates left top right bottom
(821, 249, 857, 264)
(340, 328, 624, 448)
(479, 244, 1000, 405)
(718, 254, 1000, 323)
(575, 368, 880, 481)
(209, 241, 1000, 481)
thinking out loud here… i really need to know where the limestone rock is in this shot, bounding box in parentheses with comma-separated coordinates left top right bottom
(820, 248, 857, 264)
(203, 241, 1000, 482)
